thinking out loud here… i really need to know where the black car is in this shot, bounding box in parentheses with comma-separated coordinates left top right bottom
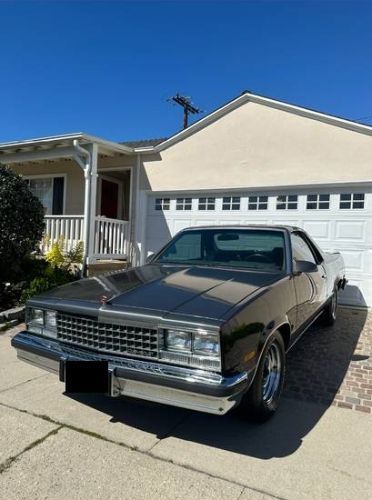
(12, 225, 346, 421)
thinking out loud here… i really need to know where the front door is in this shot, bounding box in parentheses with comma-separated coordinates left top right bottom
(100, 179, 119, 219)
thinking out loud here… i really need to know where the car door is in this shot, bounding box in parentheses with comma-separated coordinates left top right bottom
(291, 231, 326, 330)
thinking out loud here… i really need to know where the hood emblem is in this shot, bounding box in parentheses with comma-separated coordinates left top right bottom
(100, 295, 108, 305)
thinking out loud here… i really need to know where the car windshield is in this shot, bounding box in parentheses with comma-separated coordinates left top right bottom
(155, 228, 286, 271)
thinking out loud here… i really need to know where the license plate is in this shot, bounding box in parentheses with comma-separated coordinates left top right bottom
(65, 361, 109, 394)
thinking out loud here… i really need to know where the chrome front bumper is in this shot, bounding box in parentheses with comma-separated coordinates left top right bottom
(11, 331, 249, 415)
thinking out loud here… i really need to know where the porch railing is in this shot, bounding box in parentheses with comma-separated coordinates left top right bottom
(42, 216, 85, 253)
(42, 215, 130, 260)
(93, 216, 130, 259)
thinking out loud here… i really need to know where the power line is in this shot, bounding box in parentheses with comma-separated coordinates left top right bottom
(353, 113, 372, 122)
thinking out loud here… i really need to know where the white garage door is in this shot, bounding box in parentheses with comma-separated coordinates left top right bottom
(145, 187, 372, 307)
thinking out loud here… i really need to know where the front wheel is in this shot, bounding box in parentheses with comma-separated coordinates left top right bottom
(238, 331, 286, 423)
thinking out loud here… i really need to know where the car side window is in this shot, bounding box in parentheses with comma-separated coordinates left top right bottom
(291, 233, 317, 265)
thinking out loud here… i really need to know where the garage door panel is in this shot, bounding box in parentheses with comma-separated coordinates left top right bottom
(338, 250, 364, 271)
(340, 279, 371, 308)
(272, 219, 301, 226)
(303, 220, 331, 239)
(194, 219, 216, 226)
(335, 220, 366, 241)
(174, 219, 193, 233)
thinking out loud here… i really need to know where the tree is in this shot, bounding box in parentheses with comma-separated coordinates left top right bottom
(0, 165, 45, 281)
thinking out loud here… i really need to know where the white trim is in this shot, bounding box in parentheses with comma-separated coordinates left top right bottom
(98, 174, 124, 219)
(144, 179, 372, 196)
(23, 173, 67, 215)
(0, 132, 133, 155)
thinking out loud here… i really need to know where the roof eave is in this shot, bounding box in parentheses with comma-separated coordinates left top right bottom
(0, 132, 135, 155)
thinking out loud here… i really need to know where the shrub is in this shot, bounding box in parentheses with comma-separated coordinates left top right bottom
(20, 261, 78, 303)
(0, 165, 45, 282)
(45, 240, 65, 267)
(45, 238, 84, 270)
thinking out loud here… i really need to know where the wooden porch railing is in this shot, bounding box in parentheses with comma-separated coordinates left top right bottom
(42, 215, 130, 259)
(93, 216, 130, 259)
(42, 216, 85, 253)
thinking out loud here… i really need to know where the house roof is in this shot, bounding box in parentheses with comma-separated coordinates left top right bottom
(0, 132, 134, 164)
(120, 138, 168, 148)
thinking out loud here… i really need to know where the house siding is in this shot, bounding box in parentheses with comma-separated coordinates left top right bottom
(12, 160, 85, 214)
(141, 101, 372, 192)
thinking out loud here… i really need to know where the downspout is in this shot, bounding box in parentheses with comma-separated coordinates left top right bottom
(135, 153, 141, 264)
(73, 140, 91, 276)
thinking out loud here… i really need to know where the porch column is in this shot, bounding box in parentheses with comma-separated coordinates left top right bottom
(87, 143, 98, 263)
(72, 140, 93, 275)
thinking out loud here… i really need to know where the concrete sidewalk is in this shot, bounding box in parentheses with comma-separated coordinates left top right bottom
(1, 328, 371, 499)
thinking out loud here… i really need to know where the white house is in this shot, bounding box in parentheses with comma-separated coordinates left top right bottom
(1, 91, 372, 307)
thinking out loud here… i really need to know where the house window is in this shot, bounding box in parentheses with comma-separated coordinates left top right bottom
(198, 197, 215, 210)
(339, 193, 365, 209)
(306, 194, 330, 210)
(176, 197, 192, 210)
(276, 195, 298, 210)
(155, 198, 170, 211)
(248, 195, 268, 210)
(25, 176, 64, 215)
(222, 196, 240, 210)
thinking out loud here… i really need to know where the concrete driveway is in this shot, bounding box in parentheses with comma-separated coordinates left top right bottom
(1, 309, 372, 500)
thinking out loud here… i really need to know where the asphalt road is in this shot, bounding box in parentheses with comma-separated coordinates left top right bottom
(1, 324, 371, 500)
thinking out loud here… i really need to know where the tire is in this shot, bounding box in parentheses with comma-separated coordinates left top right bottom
(238, 331, 286, 423)
(321, 288, 338, 327)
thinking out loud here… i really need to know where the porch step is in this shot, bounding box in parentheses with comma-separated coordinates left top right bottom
(88, 260, 128, 277)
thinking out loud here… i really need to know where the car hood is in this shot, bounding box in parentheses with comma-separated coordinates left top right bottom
(36, 264, 281, 320)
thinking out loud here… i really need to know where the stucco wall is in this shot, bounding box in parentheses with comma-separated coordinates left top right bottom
(141, 101, 372, 192)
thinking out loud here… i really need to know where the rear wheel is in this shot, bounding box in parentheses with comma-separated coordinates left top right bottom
(238, 331, 286, 423)
(321, 289, 338, 327)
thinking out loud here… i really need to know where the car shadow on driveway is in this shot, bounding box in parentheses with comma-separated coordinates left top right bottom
(66, 307, 368, 459)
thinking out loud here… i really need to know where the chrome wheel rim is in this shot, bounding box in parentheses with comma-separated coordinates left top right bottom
(262, 342, 282, 403)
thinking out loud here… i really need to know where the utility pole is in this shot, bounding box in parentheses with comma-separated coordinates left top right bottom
(168, 94, 202, 129)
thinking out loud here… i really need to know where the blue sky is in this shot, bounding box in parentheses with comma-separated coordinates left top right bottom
(1, 1, 372, 143)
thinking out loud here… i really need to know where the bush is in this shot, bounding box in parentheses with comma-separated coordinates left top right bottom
(45, 237, 84, 270)
(0, 165, 45, 282)
(20, 261, 78, 303)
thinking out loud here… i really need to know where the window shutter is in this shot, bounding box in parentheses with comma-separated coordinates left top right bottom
(52, 177, 64, 215)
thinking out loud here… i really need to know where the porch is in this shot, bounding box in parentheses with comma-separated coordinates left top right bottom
(41, 215, 130, 261)
(0, 133, 139, 273)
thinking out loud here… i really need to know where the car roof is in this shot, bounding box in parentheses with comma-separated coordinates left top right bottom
(181, 224, 301, 232)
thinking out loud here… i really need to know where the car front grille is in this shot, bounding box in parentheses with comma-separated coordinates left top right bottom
(56, 313, 159, 359)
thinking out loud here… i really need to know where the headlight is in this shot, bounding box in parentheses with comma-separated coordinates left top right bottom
(166, 330, 191, 351)
(45, 310, 57, 329)
(26, 307, 57, 339)
(193, 333, 220, 356)
(29, 308, 44, 325)
(161, 328, 221, 371)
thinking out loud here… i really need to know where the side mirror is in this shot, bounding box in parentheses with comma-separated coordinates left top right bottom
(293, 260, 318, 275)
(145, 252, 155, 264)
